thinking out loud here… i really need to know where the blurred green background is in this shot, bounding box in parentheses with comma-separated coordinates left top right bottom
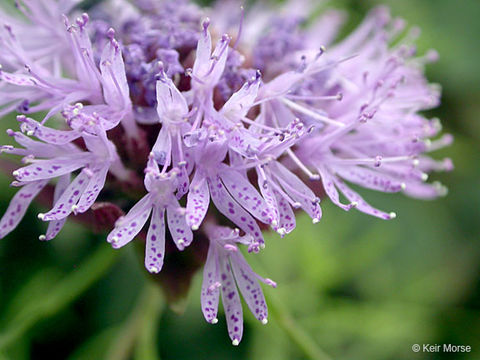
(0, 0, 479, 359)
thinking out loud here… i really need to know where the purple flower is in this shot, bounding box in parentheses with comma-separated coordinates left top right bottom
(107, 154, 193, 273)
(0, 12, 137, 134)
(201, 223, 276, 345)
(0, 112, 128, 239)
(0, 0, 454, 344)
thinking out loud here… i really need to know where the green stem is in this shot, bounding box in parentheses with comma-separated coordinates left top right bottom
(106, 283, 164, 360)
(266, 291, 333, 360)
(0, 244, 120, 350)
(134, 285, 163, 360)
(248, 254, 333, 360)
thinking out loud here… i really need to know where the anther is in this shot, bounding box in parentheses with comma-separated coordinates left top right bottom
(433, 181, 448, 196)
(265, 278, 277, 288)
(38, 235, 46, 241)
(107, 28, 115, 40)
(149, 266, 160, 274)
(389, 212, 397, 219)
(22, 155, 34, 164)
(202, 18, 211, 32)
(224, 244, 237, 252)
(84, 168, 94, 178)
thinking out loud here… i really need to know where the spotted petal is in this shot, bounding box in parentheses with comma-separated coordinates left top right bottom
(17, 116, 81, 145)
(144, 205, 166, 273)
(333, 177, 394, 220)
(76, 164, 109, 213)
(219, 256, 243, 345)
(186, 170, 210, 230)
(42, 170, 90, 221)
(318, 166, 353, 211)
(220, 169, 270, 224)
(271, 162, 322, 222)
(201, 244, 220, 324)
(0, 180, 48, 238)
(166, 197, 193, 250)
(209, 176, 264, 249)
(44, 174, 70, 240)
(108, 194, 153, 248)
(230, 252, 268, 324)
(13, 153, 91, 182)
(274, 189, 296, 234)
(333, 165, 405, 193)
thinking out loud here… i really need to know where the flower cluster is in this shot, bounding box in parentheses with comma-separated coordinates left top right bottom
(0, 0, 452, 344)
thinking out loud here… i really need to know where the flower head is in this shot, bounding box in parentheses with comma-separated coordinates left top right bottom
(201, 223, 276, 345)
(0, 0, 453, 344)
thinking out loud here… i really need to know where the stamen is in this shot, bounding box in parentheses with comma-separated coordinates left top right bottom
(185, 68, 205, 84)
(286, 93, 343, 102)
(281, 98, 345, 127)
(233, 6, 245, 50)
(24, 65, 62, 91)
(329, 155, 413, 166)
(239, 116, 281, 133)
(231, 156, 274, 171)
(286, 149, 320, 180)
(261, 278, 277, 288)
